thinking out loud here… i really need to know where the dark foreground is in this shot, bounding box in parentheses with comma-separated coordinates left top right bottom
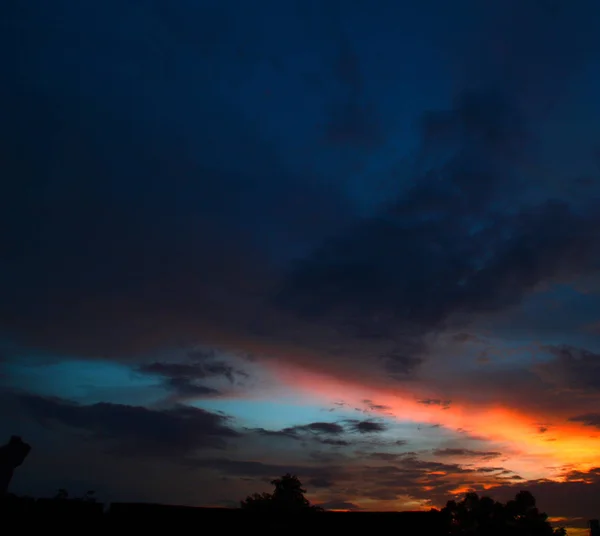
(1, 497, 443, 533)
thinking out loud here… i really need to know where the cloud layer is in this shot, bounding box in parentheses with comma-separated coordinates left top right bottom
(2, 1, 600, 532)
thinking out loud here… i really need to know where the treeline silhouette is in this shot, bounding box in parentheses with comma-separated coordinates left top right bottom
(1, 475, 570, 535)
(0, 437, 580, 534)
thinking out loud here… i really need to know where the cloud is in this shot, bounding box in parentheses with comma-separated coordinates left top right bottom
(321, 18, 384, 150)
(270, 1, 600, 375)
(251, 421, 350, 447)
(318, 500, 361, 511)
(432, 448, 502, 460)
(17, 394, 240, 457)
(277, 184, 600, 372)
(253, 428, 300, 440)
(367, 452, 408, 461)
(137, 360, 249, 402)
(191, 457, 339, 486)
(568, 414, 600, 429)
(252, 419, 389, 446)
(347, 420, 387, 434)
(2, 2, 600, 522)
(139, 361, 247, 384)
(539, 345, 600, 393)
(319, 438, 351, 447)
(0, 1, 353, 359)
(418, 399, 452, 409)
(296, 422, 345, 435)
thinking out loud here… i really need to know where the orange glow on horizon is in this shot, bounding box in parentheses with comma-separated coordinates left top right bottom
(265, 362, 600, 481)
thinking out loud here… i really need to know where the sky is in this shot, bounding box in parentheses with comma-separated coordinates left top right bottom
(1, 0, 600, 531)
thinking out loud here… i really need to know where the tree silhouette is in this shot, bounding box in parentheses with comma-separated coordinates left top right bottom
(441, 491, 566, 536)
(241, 473, 322, 513)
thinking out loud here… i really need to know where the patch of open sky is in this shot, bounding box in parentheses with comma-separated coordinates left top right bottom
(3, 357, 163, 406)
(193, 398, 360, 430)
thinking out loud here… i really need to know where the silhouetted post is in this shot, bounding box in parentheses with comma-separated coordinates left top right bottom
(0, 436, 31, 494)
(590, 519, 600, 536)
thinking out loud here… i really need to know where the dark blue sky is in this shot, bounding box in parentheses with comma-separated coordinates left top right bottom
(1, 1, 600, 528)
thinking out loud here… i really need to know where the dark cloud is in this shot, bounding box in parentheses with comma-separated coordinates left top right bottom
(191, 457, 338, 486)
(367, 452, 405, 461)
(452, 332, 481, 343)
(347, 420, 387, 434)
(418, 399, 452, 408)
(325, 101, 383, 150)
(17, 394, 240, 457)
(568, 414, 600, 429)
(318, 500, 361, 511)
(278, 174, 600, 369)
(191, 451, 478, 505)
(251, 422, 349, 447)
(137, 360, 249, 401)
(274, 0, 600, 370)
(0, 1, 352, 358)
(308, 477, 335, 489)
(252, 427, 300, 440)
(139, 361, 247, 384)
(475, 467, 507, 474)
(162, 378, 220, 399)
(322, 22, 383, 150)
(539, 345, 600, 393)
(253, 419, 387, 444)
(433, 448, 502, 460)
(1, 1, 600, 520)
(319, 438, 351, 447)
(299, 422, 345, 435)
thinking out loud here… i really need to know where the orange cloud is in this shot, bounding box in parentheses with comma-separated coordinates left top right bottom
(265, 362, 600, 480)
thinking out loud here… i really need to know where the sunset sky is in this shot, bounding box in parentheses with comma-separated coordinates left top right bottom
(1, 1, 600, 532)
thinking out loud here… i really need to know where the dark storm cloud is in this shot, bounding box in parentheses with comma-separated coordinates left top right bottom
(0, 0, 351, 357)
(568, 414, 600, 429)
(278, 39, 600, 358)
(1, 0, 599, 385)
(539, 345, 600, 393)
(17, 393, 240, 457)
(271, 0, 600, 372)
(316, 5, 384, 150)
